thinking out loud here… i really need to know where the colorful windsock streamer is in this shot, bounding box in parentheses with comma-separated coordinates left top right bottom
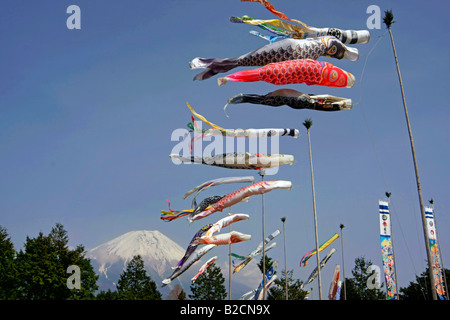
(232, 230, 280, 273)
(300, 233, 339, 267)
(161, 196, 223, 221)
(302, 248, 336, 287)
(235, 0, 370, 44)
(185, 103, 299, 153)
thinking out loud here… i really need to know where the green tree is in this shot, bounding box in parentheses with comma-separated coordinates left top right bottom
(0, 226, 19, 299)
(96, 289, 119, 300)
(267, 270, 308, 300)
(15, 223, 98, 299)
(257, 255, 274, 274)
(344, 256, 385, 300)
(116, 255, 161, 300)
(189, 262, 226, 300)
(400, 267, 450, 300)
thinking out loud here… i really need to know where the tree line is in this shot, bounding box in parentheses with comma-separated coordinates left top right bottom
(0, 223, 447, 300)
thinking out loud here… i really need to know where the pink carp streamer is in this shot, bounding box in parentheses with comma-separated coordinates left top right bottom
(191, 256, 218, 283)
(189, 180, 292, 222)
(196, 230, 252, 245)
(218, 59, 355, 88)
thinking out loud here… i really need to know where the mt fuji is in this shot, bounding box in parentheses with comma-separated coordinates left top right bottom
(86, 230, 256, 299)
(86, 230, 192, 297)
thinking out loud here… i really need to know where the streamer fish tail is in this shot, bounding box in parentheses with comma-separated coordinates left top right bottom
(191, 57, 240, 81)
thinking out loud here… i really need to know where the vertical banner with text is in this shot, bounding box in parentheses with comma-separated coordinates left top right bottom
(425, 206, 447, 300)
(379, 200, 397, 300)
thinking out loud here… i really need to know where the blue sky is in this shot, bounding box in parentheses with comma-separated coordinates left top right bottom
(1, 0, 449, 299)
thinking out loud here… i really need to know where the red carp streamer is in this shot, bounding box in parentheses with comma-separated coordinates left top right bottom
(218, 59, 355, 88)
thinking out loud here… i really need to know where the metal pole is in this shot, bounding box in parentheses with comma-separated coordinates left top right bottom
(306, 125, 322, 300)
(340, 224, 347, 300)
(260, 169, 266, 300)
(387, 27, 437, 300)
(229, 207, 232, 300)
(282, 217, 288, 300)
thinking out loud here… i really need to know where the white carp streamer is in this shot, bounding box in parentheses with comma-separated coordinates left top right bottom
(195, 230, 252, 245)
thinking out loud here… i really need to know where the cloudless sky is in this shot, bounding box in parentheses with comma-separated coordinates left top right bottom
(1, 0, 449, 299)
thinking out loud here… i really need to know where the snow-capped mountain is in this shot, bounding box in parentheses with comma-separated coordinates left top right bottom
(87, 230, 184, 278)
(86, 230, 256, 299)
(86, 230, 191, 297)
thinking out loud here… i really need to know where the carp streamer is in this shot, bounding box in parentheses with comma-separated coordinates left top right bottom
(217, 59, 355, 88)
(190, 36, 358, 80)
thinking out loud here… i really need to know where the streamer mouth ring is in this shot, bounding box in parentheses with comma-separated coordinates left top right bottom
(344, 47, 359, 61)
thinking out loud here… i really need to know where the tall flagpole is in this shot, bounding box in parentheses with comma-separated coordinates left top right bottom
(384, 11, 437, 300)
(281, 217, 288, 300)
(260, 169, 266, 300)
(339, 224, 347, 300)
(229, 207, 232, 300)
(303, 119, 322, 300)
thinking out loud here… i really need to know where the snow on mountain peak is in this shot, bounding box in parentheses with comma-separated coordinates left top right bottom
(87, 230, 185, 277)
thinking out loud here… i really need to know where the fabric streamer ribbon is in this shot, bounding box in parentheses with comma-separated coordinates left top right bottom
(161, 197, 250, 222)
(302, 248, 336, 288)
(234, 0, 370, 44)
(225, 89, 352, 113)
(190, 36, 358, 80)
(184, 102, 299, 152)
(161, 196, 222, 221)
(218, 59, 355, 88)
(300, 233, 340, 267)
(232, 229, 280, 273)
